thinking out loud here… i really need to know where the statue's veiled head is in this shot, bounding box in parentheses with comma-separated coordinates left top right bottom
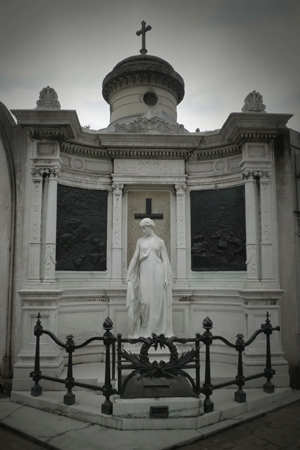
(139, 218, 155, 229)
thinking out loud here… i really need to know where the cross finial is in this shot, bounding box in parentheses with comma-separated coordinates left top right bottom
(136, 21, 152, 56)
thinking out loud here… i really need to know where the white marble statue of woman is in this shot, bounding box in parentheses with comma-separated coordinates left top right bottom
(126, 218, 173, 338)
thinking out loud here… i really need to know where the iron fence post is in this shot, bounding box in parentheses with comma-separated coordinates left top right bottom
(112, 339, 116, 382)
(234, 333, 246, 402)
(195, 332, 201, 396)
(64, 334, 76, 405)
(117, 333, 122, 394)
(101, 317, 115, 415)
(262, 312, 275, 393)
(202, 317, 214, 413)
(30, 313, 43, 397)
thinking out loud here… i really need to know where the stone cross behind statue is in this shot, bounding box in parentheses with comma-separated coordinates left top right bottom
(136, 21, 152, 55)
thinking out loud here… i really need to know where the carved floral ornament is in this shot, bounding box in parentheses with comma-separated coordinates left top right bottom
(36, 86, 61, 110)
(242, 170, 270, 180)
(242, 90, 266, 113)
(112, 183, 124, 193)
(31, 167, 60, 179)
(114, 116, 187, 134)
(175, 184, 186, 193)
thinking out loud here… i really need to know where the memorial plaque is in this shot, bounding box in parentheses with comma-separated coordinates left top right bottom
(191, 186, 246, 271)
(56, 185, 107, 271)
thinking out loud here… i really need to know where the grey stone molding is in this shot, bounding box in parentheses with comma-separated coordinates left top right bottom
(11, 109, 82, 140)
(107, 148, 191, 160)
(60, 296, 110, 303)
(102, 54, 185, 104)
(189, 145, 241, 161)
(242, 90, 266, 113)
(221, 112, 293, 144)
(60, 143, 193, 160)
(30, 127, 69, 142)
(60, 142, 190, 159)
(60, 142, 108, 159)
(36, 86, 61, 110)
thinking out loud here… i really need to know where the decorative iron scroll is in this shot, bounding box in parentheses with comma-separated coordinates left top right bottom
(56, 185, 107, 271)
(190, 186, 246, 271)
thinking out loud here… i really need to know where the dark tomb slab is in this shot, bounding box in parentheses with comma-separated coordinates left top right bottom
(191, 186, 246, 271)
(56, 185, 107, 271)
(121, 374, 197, 398)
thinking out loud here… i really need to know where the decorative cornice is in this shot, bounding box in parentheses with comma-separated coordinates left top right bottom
(30, 127, 69, 142)
(238, 132, 277, 143)
(60, 142, 108, 159)
(61, 296, 109, 303)
(221, 112, 293, 144)
(11, 109, 82, 139)
(189, 145, 241, 161)
(60, 140, 196, 160)
(107, 148, 191, 160)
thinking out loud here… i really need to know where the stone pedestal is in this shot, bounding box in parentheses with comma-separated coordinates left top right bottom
(12, 289, 64, 391)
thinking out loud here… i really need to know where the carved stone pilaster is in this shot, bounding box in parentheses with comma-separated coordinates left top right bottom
(112, 183, 124, 280)
(175, 184, 187, 280)
(246, 244, 259, 278)
(242, 169, 260, 281)
(28, 169, 44, 280)
(44, 244, 57, 279)
(259, 171, 273, 279)
(42, 167, 60, 283)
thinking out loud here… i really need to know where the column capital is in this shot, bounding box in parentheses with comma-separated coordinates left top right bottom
(30, 168, 44, 180)
(242, 170, 271, 182)
(258, 170, 271, 181)
(46, 167, 60, 179)
(242, 170, 257, 180)
(112, 183, 124, 193)
(31, 167, 60, 180)
(175, 183, 186, 193)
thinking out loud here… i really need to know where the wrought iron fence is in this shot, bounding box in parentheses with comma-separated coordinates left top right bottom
(30, 312, 279, 415)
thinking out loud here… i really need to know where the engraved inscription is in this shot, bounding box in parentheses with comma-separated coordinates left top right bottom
(114, 159, 184, 175)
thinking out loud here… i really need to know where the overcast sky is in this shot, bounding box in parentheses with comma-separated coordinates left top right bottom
(1, 0, 299, 133)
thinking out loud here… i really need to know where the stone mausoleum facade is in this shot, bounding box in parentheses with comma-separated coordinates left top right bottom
(1, 45, 300, 392)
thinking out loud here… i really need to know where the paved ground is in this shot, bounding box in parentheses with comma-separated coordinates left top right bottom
(0, 427, 47, 450)
(1, 394, 300, 450)
(176, 401, 300, 450)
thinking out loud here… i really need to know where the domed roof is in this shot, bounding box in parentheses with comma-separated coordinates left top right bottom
(102, 54, 185, 105)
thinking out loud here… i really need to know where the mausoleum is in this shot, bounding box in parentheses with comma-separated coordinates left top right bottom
(1, 23, 300, 402)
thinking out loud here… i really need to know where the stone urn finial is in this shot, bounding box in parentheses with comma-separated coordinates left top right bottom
(242, 90, 266, 113)
(36, 86, 61, 110)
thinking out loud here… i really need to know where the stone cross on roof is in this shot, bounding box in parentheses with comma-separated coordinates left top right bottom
(136, 21, 152, 55)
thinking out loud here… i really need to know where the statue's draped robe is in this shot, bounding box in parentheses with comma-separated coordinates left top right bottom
(126, 237, 173, 337)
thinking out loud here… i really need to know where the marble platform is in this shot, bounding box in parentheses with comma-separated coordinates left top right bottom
(10, 361, 294, 431)
(11, 387, 296, 431)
